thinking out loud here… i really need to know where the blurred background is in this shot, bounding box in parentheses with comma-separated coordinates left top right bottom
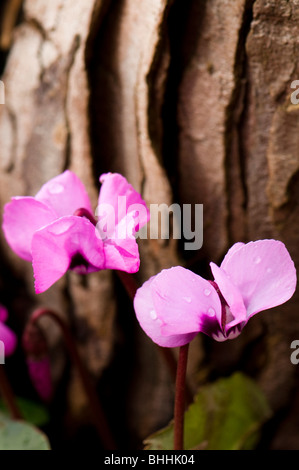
(0, 0, 299, 450)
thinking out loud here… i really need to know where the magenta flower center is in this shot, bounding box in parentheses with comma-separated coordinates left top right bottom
(73, 207, 97, 226)
(63, 209, 98, 272)
(69, 252, 90, 272)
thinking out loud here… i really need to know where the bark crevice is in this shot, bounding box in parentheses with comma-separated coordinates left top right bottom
(224, 0, 256, 246)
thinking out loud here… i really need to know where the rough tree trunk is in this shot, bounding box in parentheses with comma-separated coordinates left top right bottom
(0, 0, 299, 449)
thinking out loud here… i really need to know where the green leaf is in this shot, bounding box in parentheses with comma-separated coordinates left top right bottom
(0, 413, 51, 450)
(144, 372, 272, 450)
(0, 397, 49, 426)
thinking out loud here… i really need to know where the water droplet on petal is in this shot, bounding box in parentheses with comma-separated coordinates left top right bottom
(48, 182, 64, 194)
(254, 256, 261, 264)
(183, 296, 192, 303)
(150, 310, 157, 320)
(204, 288, 211, 296)
(207, 307, 215, 317)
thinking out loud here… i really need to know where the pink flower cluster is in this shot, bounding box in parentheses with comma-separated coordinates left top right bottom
(2, 170, 297, 351)
(3, 171, 150, 293)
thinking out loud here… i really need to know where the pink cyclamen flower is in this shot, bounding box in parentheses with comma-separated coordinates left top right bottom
(134, 240, 297, 347)
(3, 171, 150, 293)
(0, 304, 17, 356)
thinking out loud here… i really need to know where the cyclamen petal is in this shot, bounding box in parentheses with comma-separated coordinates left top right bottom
(151, 267, 222, 336)
(103, 240, 140, 273)
(32, 216, 105, 293)
(3, 197, 57, 261)
(219, 242, 244, 267)
(3, 171, 93, 263)
(134, 275, 198, 347)
(219, 239, 297, 318)
(35, 170, 93, 218)
(99, 173, 150, 231)
(102, 212, 140, 273)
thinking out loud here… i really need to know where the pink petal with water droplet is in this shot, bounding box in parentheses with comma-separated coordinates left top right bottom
(32, 216, 105, 293)
(99, 173, 150, 231)
(35, 170, 93, 218)
(220, 239, 297, 318)
(134, 274, 198, 347)
(134, 266, 224, 347)
(3, 197, 57, 261)
(151, 266, 222, 336)
(220, 242, 245, 268)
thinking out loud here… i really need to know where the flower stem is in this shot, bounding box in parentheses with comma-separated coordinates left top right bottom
(30, 308, 117, 450)
(174, 343, 189, 450)
(116, 270, 139, 301)
(0, 365, 22, 420)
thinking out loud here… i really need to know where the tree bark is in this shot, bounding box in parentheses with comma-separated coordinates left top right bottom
(0, 0, 299, 449)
